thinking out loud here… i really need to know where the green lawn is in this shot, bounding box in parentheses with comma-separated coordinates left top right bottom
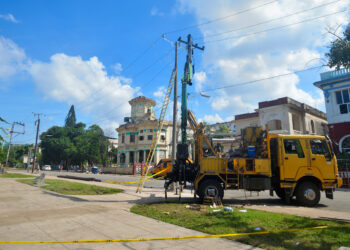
(131, 203, 350, 249)
(18, 178, 123, 195)
(1, 173, 34, 178)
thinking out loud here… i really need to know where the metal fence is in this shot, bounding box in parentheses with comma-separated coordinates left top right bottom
(338, 159, 350, 188)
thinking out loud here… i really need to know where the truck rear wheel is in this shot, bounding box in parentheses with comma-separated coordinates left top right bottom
(198, 179, 224, 201)
(296, 182, 320, 207)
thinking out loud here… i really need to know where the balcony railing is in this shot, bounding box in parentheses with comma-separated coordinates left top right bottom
(320, 68, 350, 81)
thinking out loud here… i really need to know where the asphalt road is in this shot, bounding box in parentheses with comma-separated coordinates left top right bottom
(15, 169, 350, 214)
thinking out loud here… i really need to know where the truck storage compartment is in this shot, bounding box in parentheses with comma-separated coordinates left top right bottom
(243, 175, 271, 191)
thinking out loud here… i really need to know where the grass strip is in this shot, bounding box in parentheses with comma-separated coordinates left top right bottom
(1, 173, 33, 178)
(17, 178, 123, 195)
(131, 203, 350, 249)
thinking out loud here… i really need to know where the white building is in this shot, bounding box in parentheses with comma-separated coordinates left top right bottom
(235, 97, 327, 136)
(314, 68, 350, 154)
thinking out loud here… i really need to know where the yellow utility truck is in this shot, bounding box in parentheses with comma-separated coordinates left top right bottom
(165, 111, 342, 206)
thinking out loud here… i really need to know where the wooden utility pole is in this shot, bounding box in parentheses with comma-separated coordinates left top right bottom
(32, 113, 42, 173)
(5, 122, 25, 168)
(172, 41, 178, 165)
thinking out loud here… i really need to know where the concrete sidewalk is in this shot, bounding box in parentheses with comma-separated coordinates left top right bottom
(0, 176, 259, 250)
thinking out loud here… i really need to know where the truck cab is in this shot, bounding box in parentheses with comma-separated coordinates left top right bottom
(271, 134, 342, 206)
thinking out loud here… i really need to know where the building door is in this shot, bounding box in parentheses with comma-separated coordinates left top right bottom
(139, 150, 144, 163)
(129, 151, 134, 164)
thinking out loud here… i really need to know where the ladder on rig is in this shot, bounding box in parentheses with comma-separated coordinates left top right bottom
(136, 69, 176, 193)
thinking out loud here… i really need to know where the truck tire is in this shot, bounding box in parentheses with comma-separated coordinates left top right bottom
(296, 182, 320, 207)
(198, 179, 224, 201)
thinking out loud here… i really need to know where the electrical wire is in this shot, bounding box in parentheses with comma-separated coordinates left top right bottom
(204, 8, 349, 44)
(163, 0, 278, 35)
(122, 37, 161, 73)
(74, 38, 165, 111)
(197, 0, 342, 40)
(200, 65, 323, 93)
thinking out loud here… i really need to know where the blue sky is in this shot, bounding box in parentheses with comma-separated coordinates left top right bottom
(0, 0, 349, 144)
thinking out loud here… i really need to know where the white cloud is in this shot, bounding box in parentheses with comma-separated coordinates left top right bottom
(111, 63, 123, 74)
(0, 14, 19, 23)
(0, 36, 26, 83)
(200, 113, 224, 124)
(29, 54, 137, 135)
(177, 0, 350, 115)
(150, 7, 164, 16)
(193, 71, 207, 92)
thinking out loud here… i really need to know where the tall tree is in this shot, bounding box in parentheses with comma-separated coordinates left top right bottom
(326, 24, 350, 69)
(65, 105, 77, 127)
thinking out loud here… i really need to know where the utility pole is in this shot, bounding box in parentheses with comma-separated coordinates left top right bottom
(171, 41, 178, 165)
(5, 122, 25, 169)
(32, 113, 42, 173)
(178, 34, 204, 144)
(176, 34, 204, 187)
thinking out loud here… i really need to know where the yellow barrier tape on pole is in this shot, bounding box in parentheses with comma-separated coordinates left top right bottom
(0, 226, 329, 244)
(105, 168, 168, 185)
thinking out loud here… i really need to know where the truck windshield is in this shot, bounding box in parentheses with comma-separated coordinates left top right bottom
(310, 139, 331, 161)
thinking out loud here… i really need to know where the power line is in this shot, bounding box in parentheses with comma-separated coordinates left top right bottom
(86, 62, 175, 126)
(198, 0, 342, 40)
(122, 37, 161, 73)
(200, 65, 323, 93)
(205, 8, 349, 44)
(84, 47, 182, 126)
(164, 0, 278, 35)
(75, 45, 173, 112)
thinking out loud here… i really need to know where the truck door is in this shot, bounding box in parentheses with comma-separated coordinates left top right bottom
(309, 139, 335, 179)
(282, 139, 307, 179)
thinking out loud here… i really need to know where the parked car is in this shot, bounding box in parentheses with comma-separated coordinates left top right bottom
(42, 165, 51, 171)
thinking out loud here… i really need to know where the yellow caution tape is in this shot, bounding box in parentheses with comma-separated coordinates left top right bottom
(105, 168, 167, 185)
(0, 226, 328, 244)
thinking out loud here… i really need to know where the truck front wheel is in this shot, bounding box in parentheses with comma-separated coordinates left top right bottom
(296, 182, 320, 207)
(198, 179, 224, 201)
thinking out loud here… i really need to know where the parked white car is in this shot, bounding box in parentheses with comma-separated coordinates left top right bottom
(42, 165, 51, 171)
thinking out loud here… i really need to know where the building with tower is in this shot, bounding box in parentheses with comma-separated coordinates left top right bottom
(116, 96, 176, 166)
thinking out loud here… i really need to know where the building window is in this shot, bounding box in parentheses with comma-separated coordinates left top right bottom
(148, 135, 153, 140)
(267, 119, 282, 130)
(310, 120, 315, 134)
(292, 114, 301, 131)
(340, 135, 350, 153)
(122, 134, 125, 143)
(335, 89, 350, 114)
(130, 134, 135, 143)
(283, 139, 304, 158)
(139, 136, 144, 141)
